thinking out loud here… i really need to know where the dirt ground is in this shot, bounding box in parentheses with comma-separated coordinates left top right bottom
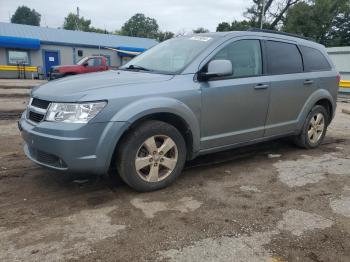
(0, 102, 350, 262)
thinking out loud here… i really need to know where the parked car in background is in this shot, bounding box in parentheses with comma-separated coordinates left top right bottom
(49, 56, 109, 80)
(19, 29, 339, 192)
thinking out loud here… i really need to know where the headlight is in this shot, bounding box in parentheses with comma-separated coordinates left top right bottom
(45, 101, 107, 123)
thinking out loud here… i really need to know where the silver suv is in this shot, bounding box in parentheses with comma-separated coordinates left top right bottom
(19, 30, 339, 192)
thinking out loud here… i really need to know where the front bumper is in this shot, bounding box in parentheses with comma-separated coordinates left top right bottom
(19, 112, 129, 174)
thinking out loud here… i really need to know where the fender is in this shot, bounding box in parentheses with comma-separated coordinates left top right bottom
(296, 88, 335, 131)
(110, 96, 201, 155)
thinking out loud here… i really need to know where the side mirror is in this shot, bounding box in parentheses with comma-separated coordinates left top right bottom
(198, 60, 233, 81)
(83, 62, 89, 67)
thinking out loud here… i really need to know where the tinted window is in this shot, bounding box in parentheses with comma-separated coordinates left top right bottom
(212, 40, 262, 78)
(301, 46, 331, 71)
(266, 41, 303, 75)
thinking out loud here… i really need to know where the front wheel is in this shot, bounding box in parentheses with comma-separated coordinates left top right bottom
(116, 120, 187, 192)
(293, 105, 329, 149)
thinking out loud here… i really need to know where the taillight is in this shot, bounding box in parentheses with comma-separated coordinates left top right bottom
(336, 73, 341, 86)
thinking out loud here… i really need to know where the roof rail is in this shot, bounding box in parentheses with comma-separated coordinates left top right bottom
(247, 28, 314, 42)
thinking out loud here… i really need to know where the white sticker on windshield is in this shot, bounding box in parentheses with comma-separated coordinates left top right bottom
(190, 36, 212, 42)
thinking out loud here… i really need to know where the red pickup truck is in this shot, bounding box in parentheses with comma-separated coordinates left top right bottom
(50, 56, 109, 80)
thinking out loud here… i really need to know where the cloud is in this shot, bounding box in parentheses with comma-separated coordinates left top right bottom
(0, 0, 250, 32)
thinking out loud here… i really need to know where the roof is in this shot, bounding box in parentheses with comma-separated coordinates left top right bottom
(0, 22, 158, 49)
(192, 30, 323, 49)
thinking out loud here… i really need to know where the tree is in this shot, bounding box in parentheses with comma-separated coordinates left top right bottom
(63, 13, 108, 33)
(283, 2, 316, 37)
(63, 13, 92, 31)
(283, 0, 349, 45)
(327, 7, 350, 46)
(216, 22, 232, 32)
(193, 27, 209, 33)
(11, 6, 41, 26)
(245, 0, 301, 29)
(157, 31, 175, 42)
(216, 20, 254, 32)
(120, 13, 159, 38)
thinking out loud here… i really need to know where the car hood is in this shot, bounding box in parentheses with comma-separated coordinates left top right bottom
(32, 70, 174, 101)
(52, 65, 81, 70)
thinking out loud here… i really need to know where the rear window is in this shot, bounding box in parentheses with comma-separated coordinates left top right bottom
(300, 46, 331, 72)
(266, 41, 303, 75)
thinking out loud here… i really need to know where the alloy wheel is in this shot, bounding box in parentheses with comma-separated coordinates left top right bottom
(135, 135, 178, 182)
(307, 113, 325, 144)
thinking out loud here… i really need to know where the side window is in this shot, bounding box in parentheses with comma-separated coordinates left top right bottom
(212, 40, 262, 78)
(86, 58, 94, 66)
(266, 41, 303, 75)
(300, 46, 331, 72)
(94, 58, 102, 66)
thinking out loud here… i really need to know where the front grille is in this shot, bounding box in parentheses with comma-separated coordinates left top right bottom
(29, 111, 44, 123)
(31, 98, 50, 109)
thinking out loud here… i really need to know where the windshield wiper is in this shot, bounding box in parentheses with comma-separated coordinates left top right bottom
(125, 65, 151, 71)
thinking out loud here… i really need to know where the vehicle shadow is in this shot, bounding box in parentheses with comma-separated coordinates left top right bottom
(31, 136, 343, 195)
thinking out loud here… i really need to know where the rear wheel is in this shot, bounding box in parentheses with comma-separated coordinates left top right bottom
(293, 105, 329, 149)
(116, 120, 186, 192)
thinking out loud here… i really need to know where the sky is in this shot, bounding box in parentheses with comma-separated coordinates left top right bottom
(0, 0, 250, 33)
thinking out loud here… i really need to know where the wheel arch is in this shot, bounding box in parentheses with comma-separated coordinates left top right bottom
(297, 89, 336, 131)
(109, 97, 200, 168)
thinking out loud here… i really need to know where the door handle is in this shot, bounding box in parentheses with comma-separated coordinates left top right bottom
(254, 84, 269, 89)
(304, 80, 314, 85)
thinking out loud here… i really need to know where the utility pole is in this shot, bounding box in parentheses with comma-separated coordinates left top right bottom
(260, 0, 266, 29)
(75, 6, 80, 31)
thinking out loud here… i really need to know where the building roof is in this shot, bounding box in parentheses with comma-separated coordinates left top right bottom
(0, 22, 158, 49)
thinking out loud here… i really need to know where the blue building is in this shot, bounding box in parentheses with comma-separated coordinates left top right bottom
(0, 22, 158, 78)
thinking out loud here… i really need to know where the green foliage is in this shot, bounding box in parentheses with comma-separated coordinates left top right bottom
(283, 2, 316, 37)
(63, 13, 91, 31)
(63, 13, 108, 33)
(11, 6, 41, 26)
(156, 31, 175, 42)
(245, 0, 301, 29)
(284, 0, 349, 46)
(216, 22, 232, 32)
(327, 7, 350, 46)
(193, 27, 209, 33)
(216, 20, 254, 32)
(120, 13, 159, 38)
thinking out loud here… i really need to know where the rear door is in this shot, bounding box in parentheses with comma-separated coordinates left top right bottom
(263, 40, 310, 136)
(299, 45, 334, 97)
(94, 57, 107, 71)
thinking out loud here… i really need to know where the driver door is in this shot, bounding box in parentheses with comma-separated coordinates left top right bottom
(200, 39, 270, 150)
(84, 58, 97, 73)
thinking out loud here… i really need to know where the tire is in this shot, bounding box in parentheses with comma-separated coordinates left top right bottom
(293, 105, 329, 149)
(116, 120, 187, 192)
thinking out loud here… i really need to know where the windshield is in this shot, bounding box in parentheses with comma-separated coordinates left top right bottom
(76, 57, 89, 65)
(121, 36, 216, 74)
